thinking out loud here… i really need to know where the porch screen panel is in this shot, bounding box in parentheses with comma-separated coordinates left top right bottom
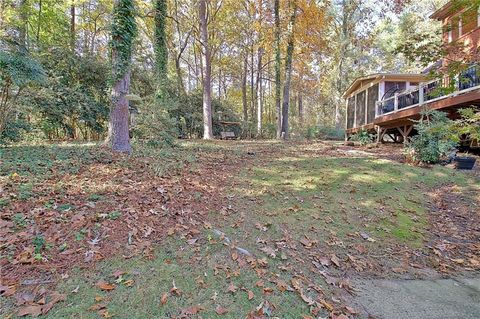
(356, 91, 366, 127)
(347, 97, 355, 129)
(367, 84, 379, 124)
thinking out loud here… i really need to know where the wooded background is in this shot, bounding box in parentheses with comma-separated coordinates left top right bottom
(0, 0, 448, 144)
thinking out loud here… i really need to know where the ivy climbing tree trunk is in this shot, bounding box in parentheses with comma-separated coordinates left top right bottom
(274, 0, 282, 139)
(154, 0, 168, 88)
(280, 1, 297, 140)
(70, 0, 75, 52)
(107, 0, 137, 153)
(199, 0, 213, 139)
(298, 92, 304, 127)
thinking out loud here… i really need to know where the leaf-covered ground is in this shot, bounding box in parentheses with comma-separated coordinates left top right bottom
(1, 141, 479, 318)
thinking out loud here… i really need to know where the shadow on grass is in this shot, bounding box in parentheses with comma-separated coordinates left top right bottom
(231, 155, 475, 247)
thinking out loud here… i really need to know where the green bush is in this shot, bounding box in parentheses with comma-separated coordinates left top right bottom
(316, 126, 345, 140)
(305, 126, 317, 140)
(454, 107, 480, 141)
(405, 110, 457, 164)
(0, 117, 31, 144)
(351, 129, 374, 146)
(261, 123, 277, 139)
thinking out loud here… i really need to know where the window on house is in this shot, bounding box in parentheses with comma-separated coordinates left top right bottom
(448, 22, 453, 43)
(478, 5, 480, 27)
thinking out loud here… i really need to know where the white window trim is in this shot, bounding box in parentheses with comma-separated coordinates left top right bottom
(459, 18, 463, 37)
(478, 5, 480, 28)
(448, 22, 453, 43)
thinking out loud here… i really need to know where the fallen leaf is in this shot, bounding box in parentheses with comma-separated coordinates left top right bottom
(89, 303, 107, 311)
(320, 299, 334, 311)
(215, 305, 229, 315)
(160, 293, 168, 305)
(227, 282, 238, 294)
(331, 254, 341, 267)
(299, 290, 315, 305)
(96, 281, 116, 291)
(247, 290, 254, 300)
(345, 306, 359, 314)
(183, 305, 203, 315)
(99, 309, 113, 318)
(17, 305, 43, 317)
(112, 270, 126, 278)
(187, 238, 198, 245)
(276, 280, 289, 292)
(171, 280, 181, 296)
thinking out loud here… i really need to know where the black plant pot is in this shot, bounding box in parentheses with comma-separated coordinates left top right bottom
(455, 157, 477, 170)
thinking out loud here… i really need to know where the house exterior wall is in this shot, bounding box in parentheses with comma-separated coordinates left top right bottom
(440, 4, 480, 65)
(367, 84, 379, 124)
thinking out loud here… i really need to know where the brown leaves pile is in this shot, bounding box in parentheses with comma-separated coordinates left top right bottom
(15, 289, 66, 317)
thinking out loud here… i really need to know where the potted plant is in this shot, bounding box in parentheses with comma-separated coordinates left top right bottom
(454, 154, 476, 170)
(452, 108, 479, 170)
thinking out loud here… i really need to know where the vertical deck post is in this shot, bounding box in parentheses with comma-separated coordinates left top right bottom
(394, 93, 399, 112)
(353, 94, 357, 129)
(419, 84, 424, 105)
(365, 88, 369, 125)
(345, 98, 349, 141)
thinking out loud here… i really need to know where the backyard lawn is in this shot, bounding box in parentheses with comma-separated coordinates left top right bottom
(1, 141, 479, 318)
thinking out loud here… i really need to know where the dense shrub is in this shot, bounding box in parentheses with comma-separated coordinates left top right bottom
(316, 126, 345, 140)
(262, 123, 277, 139)
(0, 41, 46, 139)
(405, 110, 457, 164)
(350, 129, 374, 146)
(0, 117, 32, 144)
(302, 125, 345, 141)
(454, 107, 480, 141)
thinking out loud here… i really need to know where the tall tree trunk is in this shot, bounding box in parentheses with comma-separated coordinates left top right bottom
(154, 0, 168, 84)
(242, 53, 248, 123)
(198, 0, 213, 139)
(335, 0, 349, 129)
(36, 0, 42, 43)
(274, 0, 282, 138)
(175, 56, 185, 92)
(19, 0, 28, 50)
(256, 47, 264, 135)
(70, 1, 75, 52)
(298, 92, 304, 127)
(280, 1, 297, 140)
(250, 45, 255, 123)
(107, 0, 137, 153)
(109, 71, 132, 153)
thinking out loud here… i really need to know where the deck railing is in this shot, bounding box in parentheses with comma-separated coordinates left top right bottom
(376, 65, 480, 118)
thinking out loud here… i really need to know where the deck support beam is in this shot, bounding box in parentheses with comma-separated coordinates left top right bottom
(396, 125, 413, 145)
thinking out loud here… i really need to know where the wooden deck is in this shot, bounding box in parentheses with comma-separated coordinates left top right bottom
(346, 81, 480, 136)
(375, 88, 480, 128)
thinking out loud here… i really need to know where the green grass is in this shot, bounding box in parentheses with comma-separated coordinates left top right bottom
(11, 236, 314, 319)
(0, 143, 103, 179)
(228, 153, 475, 251)
(1, 141, 479, 318)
